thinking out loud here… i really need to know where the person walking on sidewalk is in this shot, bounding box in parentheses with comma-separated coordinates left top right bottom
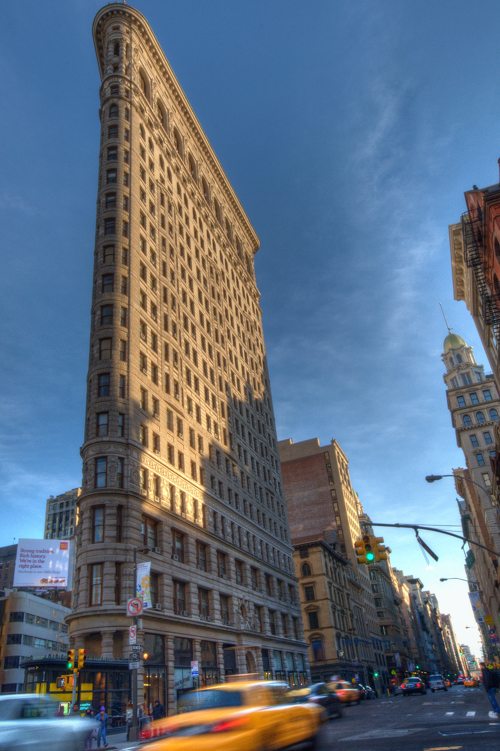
(97, 706, 109, 748)
(480, 662, 500, 717)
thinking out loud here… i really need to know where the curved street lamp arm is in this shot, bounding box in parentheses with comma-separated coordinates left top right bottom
(370, 521, 500, 557)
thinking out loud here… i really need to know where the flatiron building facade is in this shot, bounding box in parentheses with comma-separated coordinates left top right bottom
(68, 3, 307, 710)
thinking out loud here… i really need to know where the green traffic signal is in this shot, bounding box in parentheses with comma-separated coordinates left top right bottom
(374, 671, 379, 678)
(366, 551, 375, 562)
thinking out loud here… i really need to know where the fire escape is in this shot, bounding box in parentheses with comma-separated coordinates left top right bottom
(461, 209, 500, 341)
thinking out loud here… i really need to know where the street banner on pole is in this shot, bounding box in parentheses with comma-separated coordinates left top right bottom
(136, 561, 152, 608)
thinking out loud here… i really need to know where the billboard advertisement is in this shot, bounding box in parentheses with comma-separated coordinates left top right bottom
(13, 539, 71, 589)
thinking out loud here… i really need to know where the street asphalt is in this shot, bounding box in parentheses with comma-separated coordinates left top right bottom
(103, 684, 500, 751)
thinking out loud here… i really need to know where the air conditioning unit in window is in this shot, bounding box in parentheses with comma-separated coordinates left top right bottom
(172, 554, 180, 561)
(178, 610, 188, 617)
(153, 603, 163, 611)
(153, 547, 162, 554)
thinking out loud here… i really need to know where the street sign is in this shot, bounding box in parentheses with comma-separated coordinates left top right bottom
(129, 661, 140, 670)
(129, 625, 137, 644)
(127, 598, 143, 617)
(191, 660, 199, 677)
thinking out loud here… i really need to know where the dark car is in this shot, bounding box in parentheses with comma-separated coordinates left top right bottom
(361, 685, 377, 700)
(287, 682, 343, 719)
(401, 677, 426, 696)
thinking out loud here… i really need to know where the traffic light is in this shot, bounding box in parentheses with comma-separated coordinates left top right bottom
(66, 648, 75, 670)
(363, 535, 375, 563)
(374, 671, 379, 678)
(354, 538, 366, 564)
(77, 648, 87, 670)
(374, 536, 388, 562)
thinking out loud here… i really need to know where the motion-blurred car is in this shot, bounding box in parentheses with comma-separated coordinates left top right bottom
(464, 678, 479, 687)
(0, 694, 97, 751)
(327, 680, 362, 704)
(139, 680, 323, 750)
(444, 679, 452, 688)
(429, 674, 447, 692)
(286, 683, 342, 719)
(400, 677, 426, 696)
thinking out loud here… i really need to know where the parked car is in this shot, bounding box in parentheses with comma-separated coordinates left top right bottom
(464, 678, 479, 687)
(429, 674, 447, 692)
(287, 683, 343, 719)
(139, 680, 323, 750)
(400, 677, 426, 696)
(0, 693, 97, 751)
(327, 680, 362, 704)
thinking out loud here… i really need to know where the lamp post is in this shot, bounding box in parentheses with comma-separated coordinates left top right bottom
(425, 474, 489, 496)
(129, 547, 149, 743)
(439, 577, 480, 591)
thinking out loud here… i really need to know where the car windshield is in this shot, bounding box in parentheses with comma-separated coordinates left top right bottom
(430, 675, 442, 680)
(407, 678, 420, 682)
(177, 690, 244, 714)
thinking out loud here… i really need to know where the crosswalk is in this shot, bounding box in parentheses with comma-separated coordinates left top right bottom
(378, 703, 496, 720)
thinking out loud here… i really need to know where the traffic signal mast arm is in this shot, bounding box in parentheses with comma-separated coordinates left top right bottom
(369, 522, 500, 557)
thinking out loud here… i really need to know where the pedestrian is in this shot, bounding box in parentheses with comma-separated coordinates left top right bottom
(126, 701, 133, 741)
(97, 705, 109, 748)
(152, 699, 165, 720)
(84, 709, 98, 750)
(480, 661, 500, 717)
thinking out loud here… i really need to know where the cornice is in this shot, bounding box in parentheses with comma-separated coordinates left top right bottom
(93, 3, 260, 253)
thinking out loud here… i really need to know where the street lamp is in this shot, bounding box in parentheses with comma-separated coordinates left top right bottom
(425, 474, 488, 495)
(440, 577, 480, 589)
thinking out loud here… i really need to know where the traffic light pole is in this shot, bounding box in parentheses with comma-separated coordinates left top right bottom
(370, 522, 500, 557)
(71, 669, 78, 709)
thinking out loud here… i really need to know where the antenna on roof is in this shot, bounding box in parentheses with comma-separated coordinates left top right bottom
(439, 303, 452, 333)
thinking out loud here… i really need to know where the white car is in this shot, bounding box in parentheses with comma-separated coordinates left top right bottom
(428, 674, 447, 692)
(0, 694, 97, 751)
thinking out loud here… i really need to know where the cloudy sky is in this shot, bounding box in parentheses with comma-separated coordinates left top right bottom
(3, 0, 500, 655)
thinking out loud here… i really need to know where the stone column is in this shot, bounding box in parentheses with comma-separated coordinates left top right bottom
(101, 630, 114, 658)
(166, 635, 175, 715)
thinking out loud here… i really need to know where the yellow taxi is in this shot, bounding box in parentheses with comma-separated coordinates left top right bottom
(464, 677, 479, 687)
(326, 679, 362, 704)
(140, 679, 323, 750)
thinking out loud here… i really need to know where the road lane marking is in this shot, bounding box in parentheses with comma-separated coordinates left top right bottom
(466, 711, 475, 717)
(423, 747, 463, 750)
(445, 711, 454, 716)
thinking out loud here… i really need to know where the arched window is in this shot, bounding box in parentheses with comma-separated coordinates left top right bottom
(310, 636, 324, 662)
(456, 353, 462, 363)
(113, 42, 120, 57)
(109, 103, 118, 119)
(489, 408, 499, 421)
(188, 153, 197, 182)
(214, 198, 223, 225)
(173, 127, 183, 157)
(301, 562, 311, 577)
(201, 176, 210, 204)
(157, 101, 167, 130)
(139, 70, 150, 101)
(476, 411, 486, 425)
(462, 414, 472, 428)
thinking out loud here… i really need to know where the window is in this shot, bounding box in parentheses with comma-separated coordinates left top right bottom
(97, 373, 110, 397)
(100, 304, 113, 325)
(235, 559, 244, 584)
(95, 457, 107, 488)
(470, 434, 479, 448)
(483, 389, 493, 401)
(172, 530, 185, 562)
(107, 145, 118, 161)
(92, 506, 105, 543)
(106, 169, 117, 184)
(304, 585, 315, 602)
(196, 541, 208, 571)
(483, 431, 493, 445)
(102, 245, 114, 264)
(457, 395, 466, 407)
(96, 411, 109, 437)
(476, 452, 485, 466)
(101, 273, 114, 293)
(308, 611, 319, 629)
(217, 550, 228, 578)
(462, 414, 472, 428)
(470, 392, 479, 405)
(489, 409, 499, 421)
(89, 563, 103, 606)
(117, 457, 124, 488)
(141, 515, 159, 549)
(99, 338, 112, 359)
(301, 562, 312, 577)
(482, 472, 492, 488)
(104, 217, 116, 236)
(109, 103, 118, 118)
(476, 411, 486, 425)
(173, 579, 187, 615)
(220, 594, 230, 624)
(198, 587, 210, 618)
(105, 192, 117, 209)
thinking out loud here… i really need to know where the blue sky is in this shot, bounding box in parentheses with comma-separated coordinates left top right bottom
(2, 0, 500, 655)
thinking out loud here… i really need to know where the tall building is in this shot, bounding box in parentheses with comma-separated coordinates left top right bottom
(44, 488, 80, 540)
(0, 545, 18, 591)
(68, 2, 307, 711)
(441, 332, 500, 651)
(278, 438, 385, 691)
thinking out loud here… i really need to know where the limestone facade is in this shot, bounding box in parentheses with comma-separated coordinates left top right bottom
(68, 2, 307, 709)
